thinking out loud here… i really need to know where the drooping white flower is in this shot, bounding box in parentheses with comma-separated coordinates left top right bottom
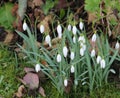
(23, 21, 27, 31)
(96, 55, 101, 64)
(45, 35, 51, 47)
(57, 24, 62, 35)
(71, 65, 75, 73)
(115, 41, 119, 50)
(80, 43, 86, 51)
(40, 25, 44, 33)
(35, 64, 41, 72)
(91, 33, 97, 42)
(78, 35, 85, 43)
(57, 54, 62, 63)
(64, 79, 68, 87)
(80, 48, 85, 56)
(73, 36, 76, 43)
(79, 21, 84, 30)
(70, 51, 75, 60)
(72, 25, 77, 35)
(63, 46, 68, 58)
(91, 49, 96, 57)
(68, 24, 72, 31)
(100, 59, 106, 69)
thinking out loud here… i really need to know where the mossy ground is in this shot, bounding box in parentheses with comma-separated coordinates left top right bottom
(0, 44, 120, 98)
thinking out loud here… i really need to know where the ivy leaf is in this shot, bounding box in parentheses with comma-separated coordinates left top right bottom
(0, 3, 16, 30)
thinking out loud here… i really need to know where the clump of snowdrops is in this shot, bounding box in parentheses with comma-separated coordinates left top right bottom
(17, 19, 120, 95)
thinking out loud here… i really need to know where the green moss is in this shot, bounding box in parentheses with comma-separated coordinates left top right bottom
(0, 45, 20, 98)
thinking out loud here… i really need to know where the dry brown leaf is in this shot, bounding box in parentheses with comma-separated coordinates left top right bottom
(14, 85, 26, 98)
(87, 12, 97, 24)
(24, 67, 35, 73)
(39, 86, 46, 97)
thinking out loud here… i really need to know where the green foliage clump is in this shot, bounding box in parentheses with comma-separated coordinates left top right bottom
(0, 45, 19, 98)
(0, 3, 16, 30)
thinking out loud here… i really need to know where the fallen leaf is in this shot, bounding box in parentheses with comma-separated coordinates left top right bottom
(23, 73, 39, 90)
(24, 67, 35, 73)
(39, 86, 46, 97)
(14, 85, 26, 98)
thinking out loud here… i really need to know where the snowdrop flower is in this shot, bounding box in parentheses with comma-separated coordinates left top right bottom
(57, 54, 62, 63)
(96, 55, 101, 64)
(68, 24, 72, 31)
(40, 25, 44, 33)
(58, 33, 62, 38)
(79, 21, 84, 30)
(73, 36, 76, 43)
(115, 41, 119, 50)
(57, 24, 62, 36)
(72, 25, 77, 35)
(64, 79, 68, 87)
(45, 35, 51, 47)
(23, 21, 27, 31)
(91, 49, 96, 57)
(80, 43, 86, 51)
(100, 59, 106, 69)
(70, 51, 75, 60)
(80, 48, 85, 56)
(78, 35, 86, 43)
(63, 46, 68, 58)
(35, 64, 41, 72)
(71, 65, 75, 73)
(91, 33, 97, 42)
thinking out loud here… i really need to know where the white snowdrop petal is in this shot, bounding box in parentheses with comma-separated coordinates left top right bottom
(64, 79, 68, 87)
(73, 36, 76, 43)
(71, 65, 75, 73)
(72, 26, 77, 35)
(23, 22, 27, 31)
(57, 24, 62, 34)
(58, 33, 62, 38)
(35, 64, 41, 72)
(74, 80, 78, 86)
(79, 21, 84, 30)
(63, 46, 68, 58)
(57, 54, 62, 62)
(80, 48, 84, 56)
(96, 55, 101, 64)
(40, 25, 44, 33)
(45, 35, 51, 47)
(115, 41, 119, 50)
(92, 33, 97, 42)
(68, 24, 72, 31)
(100, 59, 106, 69)
(91, 49, 96, 57)
(70, 51, 75, 60)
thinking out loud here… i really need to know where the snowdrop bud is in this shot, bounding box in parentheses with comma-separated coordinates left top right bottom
(63, 46, 68, 58)
(45, 35, 51, 47)
(35, 64, 41, 72)
(64, 79, 68, 87)
(91, 33, 97, 42)
(73, 36, 76, 43)
(80, 48, 84, 56)
(79, 21, 84, 30)
(72, 25, 77, 35)
(40, 25, 44, 33)
(57, 54, 62, 63)
(71, 65, 75, 73)
(100, 59, 106, 69)
(57, 24, 62, 35)
(23, 21, 27, 31)
(115, 41, 119, 50)
(70, 51, 75, 60)
(68, 24, 72, 31)
(96, 55, 101, 64)
(91, 49, 96, 57)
